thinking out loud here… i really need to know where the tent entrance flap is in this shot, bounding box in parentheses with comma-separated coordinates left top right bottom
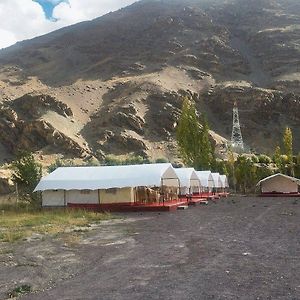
(161, 178, 180, 203)
(190, 179, 201, 193)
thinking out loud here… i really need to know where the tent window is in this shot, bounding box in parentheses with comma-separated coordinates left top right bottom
(80, 190, 91, 195)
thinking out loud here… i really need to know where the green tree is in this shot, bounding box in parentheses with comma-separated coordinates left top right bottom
(200, 116, 214, 169)
(228, 150, 237, 192)
(283, 127, 294, 176)
(176, 97, 201, 167)
(294, 153, 300, 178)
(11, 152, 42, 206)
(235, 155, 257, 193)
(176, 97, 213, 170)
(273, 146, 284, 173)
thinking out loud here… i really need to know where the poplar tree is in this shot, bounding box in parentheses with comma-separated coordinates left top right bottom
(200, 117, 214, 170)
(283, 127, 294, 176)
(295, 153, 300, 178)
(235, 155, 257, 193)
(176, 96, 213, 170)
(176, 97, 201, 167)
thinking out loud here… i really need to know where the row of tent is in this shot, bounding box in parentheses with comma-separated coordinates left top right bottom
(174, 169, 228, 195)
(34, 163, 229, 207)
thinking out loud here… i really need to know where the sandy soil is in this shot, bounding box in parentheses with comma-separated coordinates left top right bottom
(0, 196, 299, 299)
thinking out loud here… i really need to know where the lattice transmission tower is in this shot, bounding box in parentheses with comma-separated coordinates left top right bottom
(231, 101, 244, 151)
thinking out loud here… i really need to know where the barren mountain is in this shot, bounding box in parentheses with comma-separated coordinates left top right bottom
(0, 0, 299, 164)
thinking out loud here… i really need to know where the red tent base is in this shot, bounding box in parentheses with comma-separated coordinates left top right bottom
(67, 200, 188, 212)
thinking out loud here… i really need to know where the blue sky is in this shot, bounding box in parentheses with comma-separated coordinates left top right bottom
(0, 0, 137, 49)
(33, 0, 68, 20)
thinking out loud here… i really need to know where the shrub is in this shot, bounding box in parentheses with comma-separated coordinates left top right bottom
(8, 284, 32, 298)
(47, 158, 74, 173)
(257, 154, 272, 164)
(103, 155, 150, 166)
(11, 152, 42, 207)
(155, 158, 169, 163)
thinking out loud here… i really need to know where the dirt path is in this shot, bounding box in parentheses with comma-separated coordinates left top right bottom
(1, 197, 299, 299)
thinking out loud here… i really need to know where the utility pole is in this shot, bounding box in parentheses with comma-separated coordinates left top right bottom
(231, 101, 244, 152)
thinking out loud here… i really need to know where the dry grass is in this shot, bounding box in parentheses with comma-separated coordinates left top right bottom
(0, 208, 113, 243)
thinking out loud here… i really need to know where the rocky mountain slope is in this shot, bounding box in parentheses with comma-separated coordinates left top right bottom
(0, 0, 299, 165)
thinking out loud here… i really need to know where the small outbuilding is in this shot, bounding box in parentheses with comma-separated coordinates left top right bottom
(174, 168, 202, 196)
(257, 173, 300, 196)
(34, 163, 181, 208)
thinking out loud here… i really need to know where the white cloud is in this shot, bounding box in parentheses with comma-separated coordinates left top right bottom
(0, 0, 137, 49)
(0, 29, 18, 49)
(53, 0, 137, 26)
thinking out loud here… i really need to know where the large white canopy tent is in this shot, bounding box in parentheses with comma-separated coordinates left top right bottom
(257, 173, 300, 194)
(35, 163, 180, 207)
(196, 171, 214, 190)
(174, 168, 202, 195)
(220, 175, 229, 189)
(211, 173, 223, 189)
(35, 163, 179, 191)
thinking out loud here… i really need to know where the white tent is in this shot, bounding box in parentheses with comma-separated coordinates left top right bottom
(211, 173, 223, 189)
(35, 163, 179, 191)
(257, 173, 300, 194)
(196, 171, 214, 190)
(35, 163, 180, 207)
(174, 168, 202, 195)
(220, 175, 229, 189)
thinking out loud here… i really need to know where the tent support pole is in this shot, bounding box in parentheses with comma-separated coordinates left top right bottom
(178, 178, 181, 203)
(161, 179, 164, 206)
(64, 190, 66, 207)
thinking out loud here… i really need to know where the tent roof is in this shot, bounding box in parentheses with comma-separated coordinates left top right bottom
(220, 175, 229, 188)
(257, 173, 300, 186)
(174, 168, 201, 188)
(34, 163, 179, 192)
(211, 173, 223, 188)
(196, 171, 214, 188)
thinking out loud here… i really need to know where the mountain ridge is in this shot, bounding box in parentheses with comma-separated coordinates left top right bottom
(0, 0, 299, 164)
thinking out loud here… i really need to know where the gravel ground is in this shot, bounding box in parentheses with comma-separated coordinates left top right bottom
(1, 196, 299, 300)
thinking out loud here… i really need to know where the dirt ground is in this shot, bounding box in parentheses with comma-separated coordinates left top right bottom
(0, 196, 299, 300)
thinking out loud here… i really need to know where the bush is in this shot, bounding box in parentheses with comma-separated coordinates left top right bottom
(155, 158, 169, 163)
(47, 158, 74, 173)
(257, 154, 272, 164)
(8, 284, 32, 298)
(103, 155, 151, 166)
(11, 152, 42, 206)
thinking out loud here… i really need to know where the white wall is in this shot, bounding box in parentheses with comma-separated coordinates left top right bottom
(100, 188, 134, 204)
(262, 177, 298, 193)
(42, 190, 65, 207)
(66, 190, 99, 204)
